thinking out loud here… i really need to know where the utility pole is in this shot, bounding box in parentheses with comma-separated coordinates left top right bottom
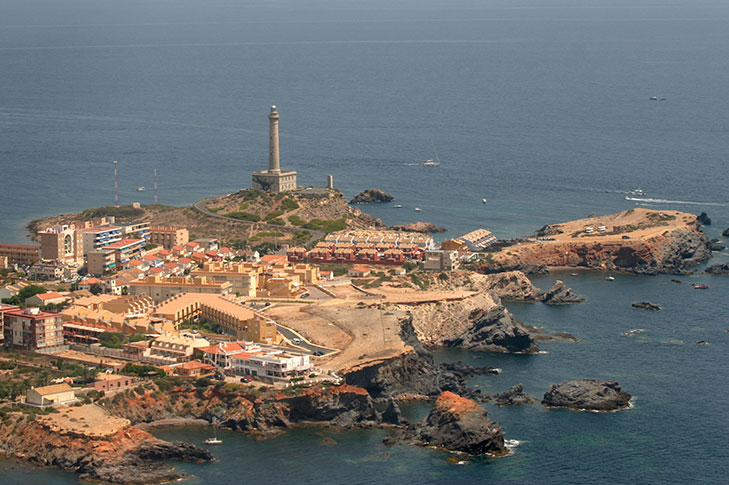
(113, 160, 119, 207)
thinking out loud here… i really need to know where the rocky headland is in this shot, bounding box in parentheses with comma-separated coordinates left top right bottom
(542, 379, 632, 412)
(0, 405, 212, 484)
(405, 292, 539, 354)
(481, 209, 711, 275)
(349, 189, 395, 204)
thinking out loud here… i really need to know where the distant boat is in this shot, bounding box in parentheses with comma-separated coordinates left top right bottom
(629, 188, 646, 196)
(482, 198, 488, 204)
(606, 276, 615, 281)
(570, 273, 579, 277)
(205, 424, 222, 445)
(414, 207, 422, 212)
(423, 142, 441, 167)
(137, 186, 145, 192)
(650, 96, 658, 101)
(693, 284, 709, 289)
(394, 204, 403, 208)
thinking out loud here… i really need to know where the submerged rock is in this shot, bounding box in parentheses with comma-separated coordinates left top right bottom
(409, 391, 506, 455)
(722, 227, 729, 237)
(542, 280, 585, 305)
(632, 301, 661, 311)
(705, 263, 729, 275)
(494, 384, 536, 406)
(350, 189, 395, 204)
(542, 379, 632, 412)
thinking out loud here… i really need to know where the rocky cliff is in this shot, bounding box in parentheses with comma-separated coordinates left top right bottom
(407, 292, 539, 353)
(0, 411, 212, 484)
(102, 382, 382, 433)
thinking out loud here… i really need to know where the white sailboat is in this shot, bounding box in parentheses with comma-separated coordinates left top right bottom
(205, 423, 222, 445)
(423, 143, 441, 167)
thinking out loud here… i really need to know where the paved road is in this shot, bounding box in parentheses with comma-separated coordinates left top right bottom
(275, 324, 336, 356)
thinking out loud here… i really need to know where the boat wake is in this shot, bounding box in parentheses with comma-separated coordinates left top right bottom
(505, 439, 522, 450)
(625, 196, 729, 206)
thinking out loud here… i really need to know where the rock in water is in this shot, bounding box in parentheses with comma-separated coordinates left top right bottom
(494, 384, 536, 406)
(722, 227, 729, 237)
(632, 301, 661, 311)
(697, 212, 712, 225)
(411, 391, 506, 455)
(380, 398, 405, 425)
(350, 189, 395, 204)
(705, 263, 729, 275)
(388, 222, 447, 233)
(542, 379, 632, 411)
(542, 280, 585, 305)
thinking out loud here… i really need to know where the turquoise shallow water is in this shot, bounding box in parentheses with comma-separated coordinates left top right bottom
(1, 0, 729, 483)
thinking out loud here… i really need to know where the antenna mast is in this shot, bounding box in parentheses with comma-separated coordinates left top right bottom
(154, 168, 158, 205)
(113, 160, 119, 207)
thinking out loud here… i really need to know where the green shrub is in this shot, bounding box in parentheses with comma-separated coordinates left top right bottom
(268, 218, 285, 226)
(265, 209, 285, 221)
(280, 198, 299, 211)
(224, 211, 260, 222)
(288, 215, 306, 226)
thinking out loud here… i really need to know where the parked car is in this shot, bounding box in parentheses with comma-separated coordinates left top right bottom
(240, 376, 253, 383)
(292, 338, 301, 344)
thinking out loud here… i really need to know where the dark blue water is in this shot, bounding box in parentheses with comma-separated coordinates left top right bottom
(1, 0, 729, 483)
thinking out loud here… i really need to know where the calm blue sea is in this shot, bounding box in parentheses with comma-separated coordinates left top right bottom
(1, 0, 728, 483)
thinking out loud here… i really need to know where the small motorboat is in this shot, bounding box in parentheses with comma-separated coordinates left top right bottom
(693, 284, 709, 289)
(414, 207, 421, 212)
(394, 204, 403, 208)
(570, 273, 579, 277)
(482, 198, 488, 204)
(606, 276, 615, 281)
(650, 96, 658, 101)
(205, 437, 222, 445)
(137, 186, 145, 191)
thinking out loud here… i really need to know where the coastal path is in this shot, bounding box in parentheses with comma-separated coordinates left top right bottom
(192, 197, 325, 244)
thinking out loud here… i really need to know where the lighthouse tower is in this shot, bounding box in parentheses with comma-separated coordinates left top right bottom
(252, 105, 297, 192)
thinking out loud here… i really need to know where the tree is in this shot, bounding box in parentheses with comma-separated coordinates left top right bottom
(99, 332, 125, 349)
(89, 283, 104, 295)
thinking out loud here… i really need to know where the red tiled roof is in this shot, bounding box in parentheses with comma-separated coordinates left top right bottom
(149, 267, 164, 274)
(178, 258, 193, 263)
(179, 360, 216, 371)
(163, 263, 178, 269)
(34, 292, 65, 300)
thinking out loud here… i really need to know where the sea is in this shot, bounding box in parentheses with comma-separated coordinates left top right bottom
(1, 0, 728, 483)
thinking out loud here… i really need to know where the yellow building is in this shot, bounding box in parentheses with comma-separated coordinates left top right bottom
(191, 262, 260, 297)
(26, 383, 76, 407)
(152, 293, 282, 344)
(128, 275, 232, 303)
